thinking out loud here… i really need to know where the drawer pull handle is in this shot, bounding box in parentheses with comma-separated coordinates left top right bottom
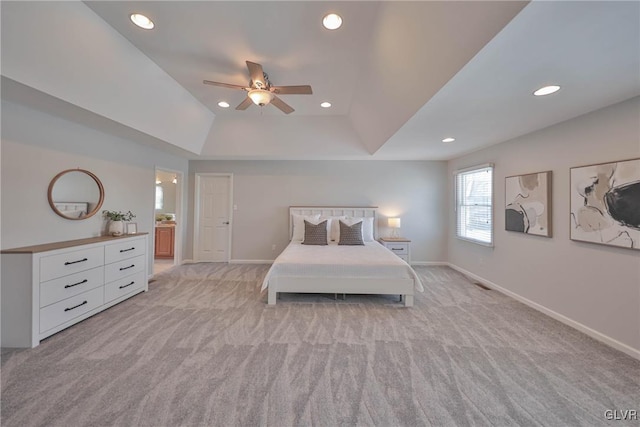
(64, 279, 88, 289)
(120, 247, 135, 253)
(119, 264, 135, 271)
(64, 300, 87, 312)
(64, 258, 88, 266)
(119, 281, 135, 289)
(391, 248, 403, 251)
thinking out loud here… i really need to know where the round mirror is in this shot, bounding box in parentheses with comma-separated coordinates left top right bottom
(48, 169, 104, 220)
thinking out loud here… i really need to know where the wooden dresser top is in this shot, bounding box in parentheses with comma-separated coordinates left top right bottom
(1, 233, 148, 254)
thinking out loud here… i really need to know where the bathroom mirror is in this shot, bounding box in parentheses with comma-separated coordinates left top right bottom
(47, 169, 105, 220)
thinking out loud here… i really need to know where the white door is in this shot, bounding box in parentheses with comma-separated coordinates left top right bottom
(195, 174, 232, 262)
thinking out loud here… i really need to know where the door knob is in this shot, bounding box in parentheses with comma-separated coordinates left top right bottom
(223, 221, 230, 225)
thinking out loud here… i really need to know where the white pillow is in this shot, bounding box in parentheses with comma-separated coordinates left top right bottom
(291, 214, 321, 241)
(340, 217, 375, 242)
(320, 215, 346, 241)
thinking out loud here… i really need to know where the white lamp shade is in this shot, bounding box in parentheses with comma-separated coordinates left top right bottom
(248, 89, 274, 106)
(388, 218, 401, 228)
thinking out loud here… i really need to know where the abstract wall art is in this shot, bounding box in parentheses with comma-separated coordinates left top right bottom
(570, 158, 640, 250)
(505, 171, 552, 237)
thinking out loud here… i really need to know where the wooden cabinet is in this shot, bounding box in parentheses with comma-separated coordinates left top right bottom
(1, 234, 148, 348)
(155, 226, 174, 258)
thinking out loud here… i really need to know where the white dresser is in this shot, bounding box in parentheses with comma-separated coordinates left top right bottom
(1, 234, 148, 348)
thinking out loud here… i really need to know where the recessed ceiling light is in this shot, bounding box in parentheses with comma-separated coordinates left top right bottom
(130, 13, 154, 30)
(218, 101, 230, 108)
(442, 137, 456, 143)
(533, 85, 560, 96)
(320, 102, 332, 108)
(322, 13, 342, 30)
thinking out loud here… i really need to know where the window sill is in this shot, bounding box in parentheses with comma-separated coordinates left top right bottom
(455, 235, 494, 248)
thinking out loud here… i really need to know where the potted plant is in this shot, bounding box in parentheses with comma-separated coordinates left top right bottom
(103, 210, 135, 236)
(155, 213, 175, 225)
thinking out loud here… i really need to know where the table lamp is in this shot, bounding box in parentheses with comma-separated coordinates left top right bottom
(388, 217, 401, 238)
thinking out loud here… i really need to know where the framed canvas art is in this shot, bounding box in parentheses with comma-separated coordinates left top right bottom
(570, 158, 639, 250)
(505, 171, 552, 237)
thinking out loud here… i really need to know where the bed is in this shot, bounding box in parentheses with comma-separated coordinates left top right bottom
(261, 207, 423, 306)
(53, 202, 89, 219)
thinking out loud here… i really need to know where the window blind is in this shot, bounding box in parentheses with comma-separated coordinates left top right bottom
(455, 165, 493, 245)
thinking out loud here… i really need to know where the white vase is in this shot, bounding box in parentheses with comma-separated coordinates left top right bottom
(109, 220, 124, 236)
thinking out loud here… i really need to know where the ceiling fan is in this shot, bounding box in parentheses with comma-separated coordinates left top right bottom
(203, 61, 312, 114)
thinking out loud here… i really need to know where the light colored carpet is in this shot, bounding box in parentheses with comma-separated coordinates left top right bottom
(2, 264, 638, 426)
(153, 258, 176, 275)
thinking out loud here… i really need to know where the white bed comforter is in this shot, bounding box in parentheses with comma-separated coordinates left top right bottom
(261, 241, 424, 292)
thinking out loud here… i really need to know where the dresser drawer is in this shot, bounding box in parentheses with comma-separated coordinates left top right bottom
(104, 271, 146, 303)
(40, 266, 104, 308)
(386, 243, 408, 255)
(40, 247, 104, 282)
(105, 237, 146, 264)
(40, 287, 103, 333)
(104, 255, 145, 283)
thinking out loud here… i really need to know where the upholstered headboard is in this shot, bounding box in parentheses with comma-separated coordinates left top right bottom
(289, 206, 378, 240)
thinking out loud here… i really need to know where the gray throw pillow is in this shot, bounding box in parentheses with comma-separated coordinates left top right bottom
(303, 220, 328, 245)
(338, 220, 364, 245)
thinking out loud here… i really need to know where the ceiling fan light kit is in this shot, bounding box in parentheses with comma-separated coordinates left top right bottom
(203, 61, 312, 114)
(248, 89, 275, 106)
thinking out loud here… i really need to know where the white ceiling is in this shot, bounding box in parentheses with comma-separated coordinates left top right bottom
(3, 1, 639, 161)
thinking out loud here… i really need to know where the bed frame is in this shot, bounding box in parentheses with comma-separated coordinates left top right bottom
(267, 207, 415, 306)
(53, 202, 89, 218)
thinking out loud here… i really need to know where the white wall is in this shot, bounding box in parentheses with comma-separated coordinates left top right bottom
(448, 97, 640, 355)
(188, 160, 448, 263)
(1, 100, 189, 272)
(1, 1, 214, 154)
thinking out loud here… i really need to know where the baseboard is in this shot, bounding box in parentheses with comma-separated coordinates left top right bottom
(447, 263, 640, 361)
(411, 261, 449, 266)
(230, 259, 274, 265)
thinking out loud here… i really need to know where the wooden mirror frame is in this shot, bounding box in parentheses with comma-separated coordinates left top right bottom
(47, 169, 105, 220)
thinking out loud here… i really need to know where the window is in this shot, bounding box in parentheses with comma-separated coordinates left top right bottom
(155, 185, 163, 210)
(455, 164, 493, 246)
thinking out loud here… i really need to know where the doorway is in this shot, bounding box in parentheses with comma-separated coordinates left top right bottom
(153, 168, 183, 275)
(194, 173, 233, 262)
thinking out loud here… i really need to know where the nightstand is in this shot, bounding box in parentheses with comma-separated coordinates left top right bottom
(379, 237, 411, 263)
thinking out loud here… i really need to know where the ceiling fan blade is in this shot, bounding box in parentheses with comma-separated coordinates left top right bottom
(246, 61, 266, 88)
(203, 80, 248, 90)
(271, 85, 313, 95)
(235, 97, 253, 110)
(270, 95, 294, 114)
